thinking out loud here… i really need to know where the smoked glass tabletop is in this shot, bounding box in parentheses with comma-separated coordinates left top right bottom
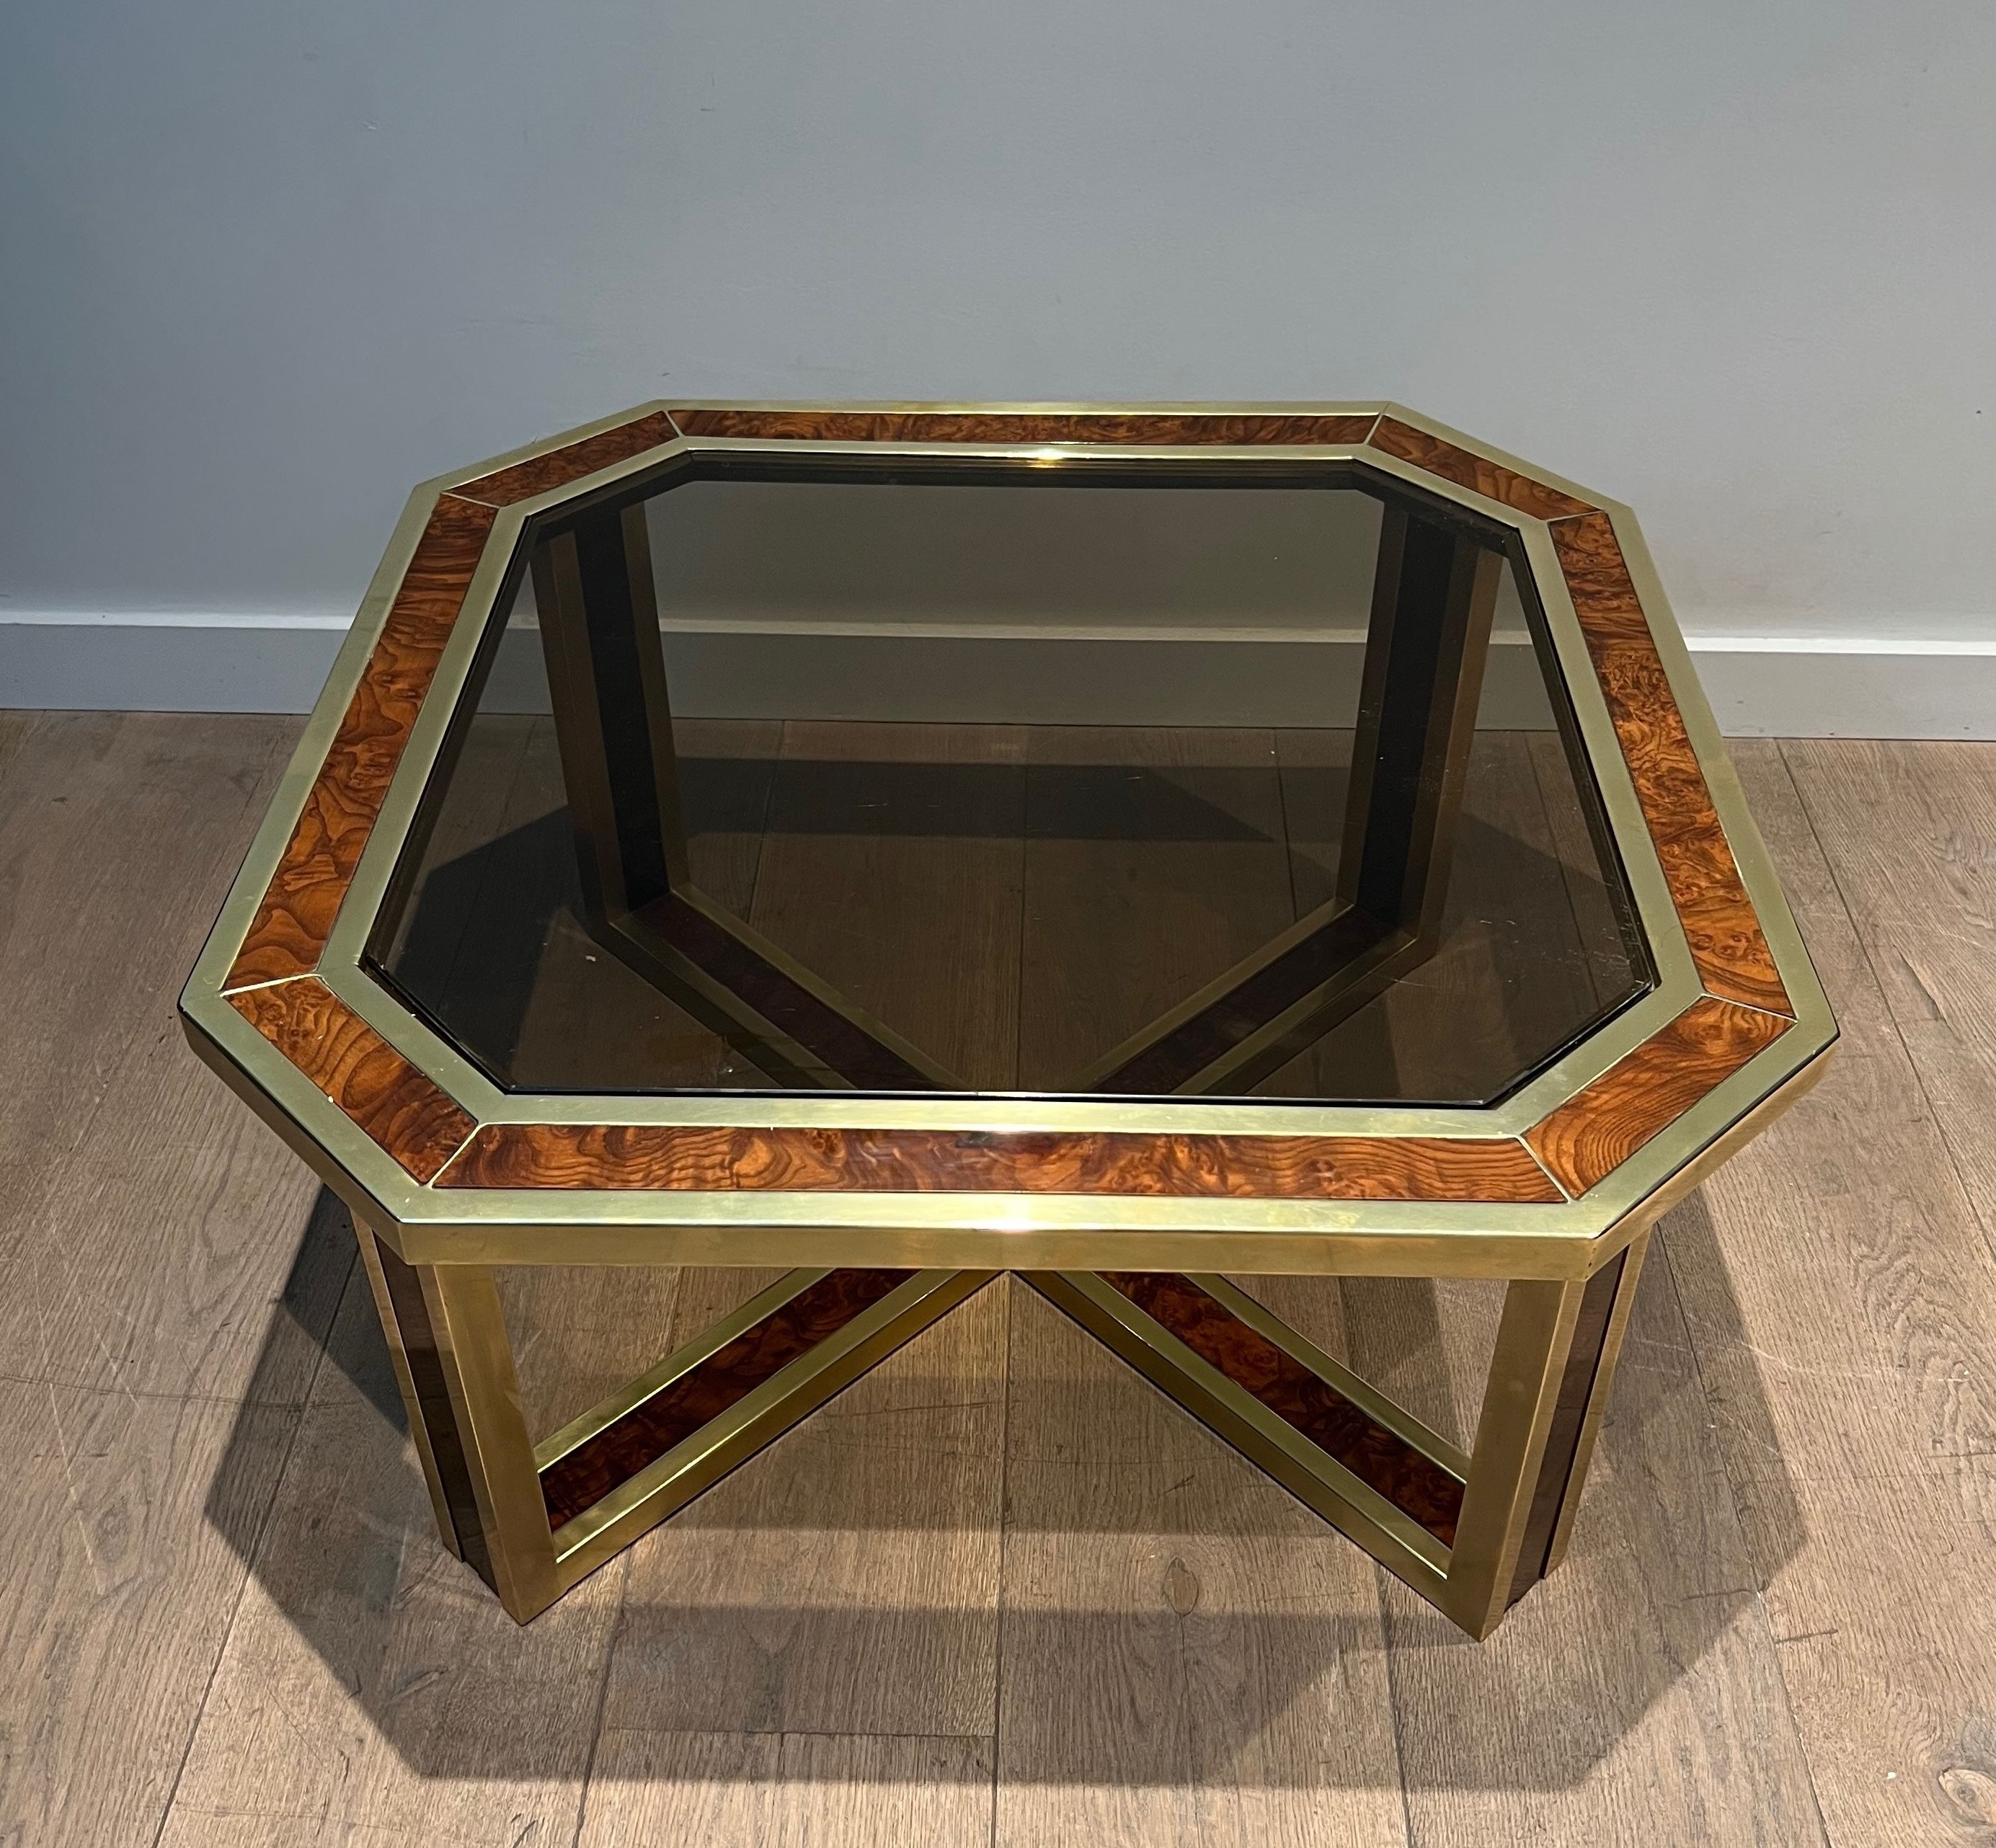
(368, 465, 1652, 1104)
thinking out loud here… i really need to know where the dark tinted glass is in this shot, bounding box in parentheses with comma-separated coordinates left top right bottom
(370, 466, 1649, 1103)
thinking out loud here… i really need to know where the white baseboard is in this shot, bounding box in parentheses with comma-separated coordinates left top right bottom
(0, 614, 355, 721)
(1677, 636, 1996, 739)
(2, 613, 1992, 739)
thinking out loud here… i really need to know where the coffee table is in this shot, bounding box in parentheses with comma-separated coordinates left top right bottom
(182, 401, 1834, 1638)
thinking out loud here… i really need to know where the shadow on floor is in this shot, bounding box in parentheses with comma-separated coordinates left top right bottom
(204, 1185, 1807, 1791)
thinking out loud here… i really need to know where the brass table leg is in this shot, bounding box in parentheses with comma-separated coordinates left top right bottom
(360, 1218, 1641, 1633)
(1026, 1243, 1647, 1640)
(356, 1218, 993, 1622)
(358, 1227, 558, 1617)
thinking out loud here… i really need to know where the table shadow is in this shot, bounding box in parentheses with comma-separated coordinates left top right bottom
(203, 1186, 1807, 1793)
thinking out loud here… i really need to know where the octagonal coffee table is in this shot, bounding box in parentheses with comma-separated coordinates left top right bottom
(182, 401, 1834, 1638)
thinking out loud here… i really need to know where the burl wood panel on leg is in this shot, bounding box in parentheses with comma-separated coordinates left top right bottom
(351, 1244, 995, 1622)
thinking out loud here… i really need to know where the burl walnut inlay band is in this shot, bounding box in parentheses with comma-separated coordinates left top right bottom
(435, 1122, 1563, 1202)
(1103, 1272, 1466, 1544)
(217, 404, 1805, 1206)
(227, 409, 683, 992)
(1525, 996, 1789, 1196)
(226, 493, 497, 989)
(539, 1268, 912, 1529)
(670, 409, 1382, 447)
(229, 977, 474, 1183)
(1367, 418, 1596, 521)
(454, 410, 679, 508)
(1551, 512, 1792, 1018)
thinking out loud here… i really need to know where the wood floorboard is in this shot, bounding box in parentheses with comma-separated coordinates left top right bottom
(748, 719, 1025, 1087)
(1373, 1253, 1827, 1844)
(0, 1380, 301, 1847)
(1020, 724, 1289, 1090)
(1667, 742, 1996, 1847)
(1255, 735, 1822, 1842)
(0, 712, 339, 1848)
(8, 1020, 335, 1405)
(995, 1284, 1407, 1846)
(577, 1728, 993, 1847)
(489, 716, 760, 1093)
(1269, 729, 1619, 1103)
(6, 714, 1995, 1847)
(159, 1269, 628, 1847)
(0, 713, 298, 1181)
(598, 1280, 1006, 1739)
(1778, 739, 1996, 1256)
(0, 714, 323, 1403)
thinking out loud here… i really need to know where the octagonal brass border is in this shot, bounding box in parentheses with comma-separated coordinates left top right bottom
(181, 401, 1835, 1279)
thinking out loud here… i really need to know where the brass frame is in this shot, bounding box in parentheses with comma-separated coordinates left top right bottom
(181, 401, 1835, 1634)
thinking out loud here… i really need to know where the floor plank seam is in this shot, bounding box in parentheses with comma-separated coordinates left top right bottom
(988, 1276, 1013, 1848)
(0, 1366, 322, 1410)
(1375, 1561, 1420, 1846)
(569, 1554, 631, 1848)
(591, 1723, 998, 1746)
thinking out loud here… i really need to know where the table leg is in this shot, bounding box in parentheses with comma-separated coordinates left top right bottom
(1541, 1229, 1651, 1576)
(357, 1220, 993, 1622)
(359, 1226, 559, 1618)
(1026, 1249, 1644, 1640)
(352, 1222, 463, 1561)
(1338, 502, 1504, 946)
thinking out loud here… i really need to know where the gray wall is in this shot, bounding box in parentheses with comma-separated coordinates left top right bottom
(4, 4, 1992, 660)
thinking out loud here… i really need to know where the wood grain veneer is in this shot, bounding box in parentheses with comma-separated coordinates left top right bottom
(226, 493, 496, 988)
(1524, 995, 1789, 1196)
(1101, 1272, 1465, 1543)
(453, 411, 679, 507)
(538, 1268, 910, 1529)
(1368, 417, 1596, 520)
(1551, 512, 1792, 1015)
(670, 409, 1380, 447)
(229, 976, 475, 1182)
(435, 1122, 1561, 1201)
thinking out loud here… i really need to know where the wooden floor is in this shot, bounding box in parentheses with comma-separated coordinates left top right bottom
(4, 711, 1995, 1846)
